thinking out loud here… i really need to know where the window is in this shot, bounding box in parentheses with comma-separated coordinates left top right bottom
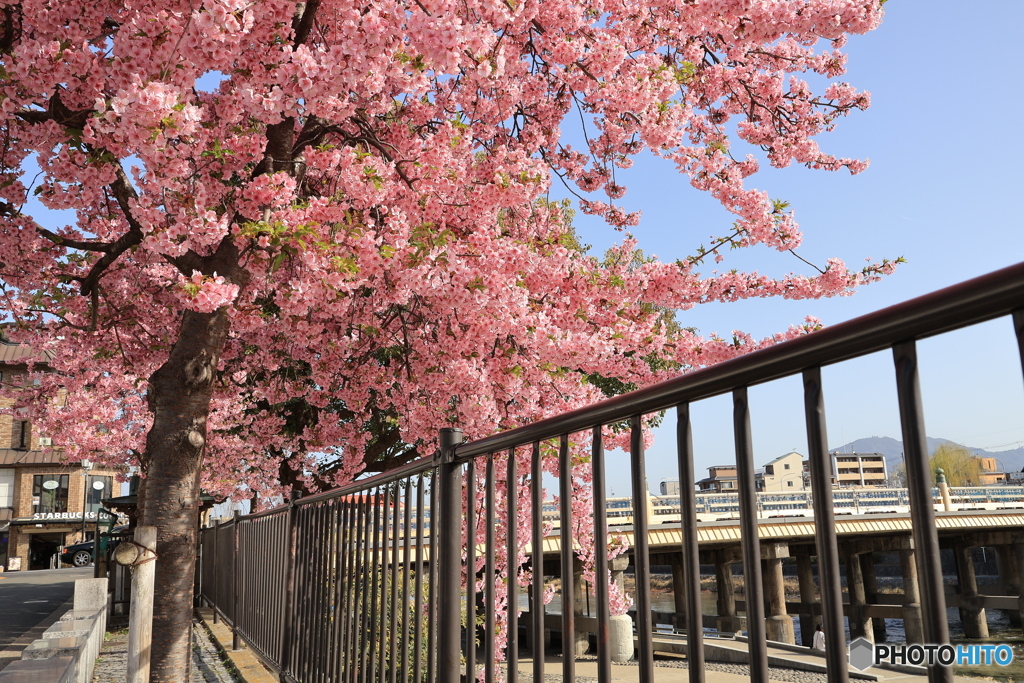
(784, 463, 791, 470)
(33, 475, 69, 513)
(787, 480, 794, 487)
(17, 421, 29, 449)
(85, 476, 112, 514)
(0, 468, 13, 508)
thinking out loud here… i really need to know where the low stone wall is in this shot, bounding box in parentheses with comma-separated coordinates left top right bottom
(0, 578, 108, 683)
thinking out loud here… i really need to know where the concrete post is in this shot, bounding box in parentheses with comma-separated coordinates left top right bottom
(714, 551, 742, 633)
(671, 560, 687, 630)
(937, 469, 953, 511)
(795, 549, 816, 647)
(763, 557, 795, 644)
(954, 543, 989, 638)
(608, 615, 634, 663)
(898, 548, 924, 644)
(572, 567, 588, 655)
(860, 552, 887, 643)
(127, 526, 157, 683)
(609, 555, 629, 595)
(845, 553, 873, 642)
(996, 545, 1022, 628)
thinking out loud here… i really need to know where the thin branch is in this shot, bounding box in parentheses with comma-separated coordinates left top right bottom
(36, 228, 115, 253)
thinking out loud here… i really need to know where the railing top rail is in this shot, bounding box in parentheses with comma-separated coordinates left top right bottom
(294, 452, 437, 507)
(455, 260, 1024, 461)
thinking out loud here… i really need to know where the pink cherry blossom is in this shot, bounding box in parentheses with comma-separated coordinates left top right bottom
(0, 0, 893, 673)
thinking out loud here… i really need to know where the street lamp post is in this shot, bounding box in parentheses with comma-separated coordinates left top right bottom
(81, 460, 93, 543)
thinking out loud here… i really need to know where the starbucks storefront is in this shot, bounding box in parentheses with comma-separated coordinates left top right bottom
(9, 512, 104, 570)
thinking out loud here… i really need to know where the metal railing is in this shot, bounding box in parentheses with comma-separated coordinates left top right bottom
(199, 261, 1024, 683)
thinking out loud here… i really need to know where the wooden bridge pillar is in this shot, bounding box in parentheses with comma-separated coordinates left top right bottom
(995, 544, 1022, 628)
(845, 552, 873, 642)
(898, 547, 924, 644)
(794, 548, 817, 647)
(954, 542, 989, 638)
(860, 552, 888, 642)
(714, 550, 742, 634)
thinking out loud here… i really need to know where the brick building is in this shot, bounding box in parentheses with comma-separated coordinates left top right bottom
(0, 335, 121, 571)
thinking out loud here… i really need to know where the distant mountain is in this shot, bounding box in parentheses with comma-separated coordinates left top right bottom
(831, 436, 1024, 475)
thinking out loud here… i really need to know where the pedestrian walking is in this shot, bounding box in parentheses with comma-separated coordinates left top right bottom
(812, 624, 826, 651)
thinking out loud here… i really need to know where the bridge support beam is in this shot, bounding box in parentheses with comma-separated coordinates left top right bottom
(714, 550, 742, 634)
(899, 548, 924, 644)
(845, 552, 873, 642)
(794, 548, 816, 647)
(995, 545, 1022, 628)
(860, 552, 888, 643)
(954, 542, 989, 638)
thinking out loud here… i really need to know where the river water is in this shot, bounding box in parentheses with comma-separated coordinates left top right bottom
(525, 582, 1024, 680)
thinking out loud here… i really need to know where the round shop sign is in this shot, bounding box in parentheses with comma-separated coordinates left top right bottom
(93, 481, 105, 490)
(42, 480, 59, 490)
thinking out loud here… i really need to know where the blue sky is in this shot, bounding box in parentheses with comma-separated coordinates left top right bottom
(549, 2, 1024, 493)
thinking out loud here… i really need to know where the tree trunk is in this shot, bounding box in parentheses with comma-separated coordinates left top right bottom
(139, 307, 231, 681)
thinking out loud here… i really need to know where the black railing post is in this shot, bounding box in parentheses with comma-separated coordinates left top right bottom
(629, 415, 655, 683)
(893, 341, 953, 683)
(590, 427, 610, 683)
(437, 427, 465, 683)
(212, 517, 220, 624)
(505, 449, 519, 683)
(557, 433, 575, 683)
(232, 509, 241, 651)
(803, 368, 849, 683)
(675, 403, 704, 683)
(279, 490, 302, 682)
(530, 441, 544, 683)
(733, 387, 768, 680)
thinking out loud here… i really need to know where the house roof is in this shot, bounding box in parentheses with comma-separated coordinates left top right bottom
(763, 451, 803, 466)
(0, 338, 54, 365)
(0, 448, 66, 467)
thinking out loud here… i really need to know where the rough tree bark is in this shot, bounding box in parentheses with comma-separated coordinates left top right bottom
(139, 307, 233, 679)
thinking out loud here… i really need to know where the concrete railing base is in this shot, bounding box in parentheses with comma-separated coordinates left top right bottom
(0, 578, 108, 683)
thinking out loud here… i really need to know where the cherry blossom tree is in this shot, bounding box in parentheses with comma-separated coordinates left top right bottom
(0, 0, 895, 677)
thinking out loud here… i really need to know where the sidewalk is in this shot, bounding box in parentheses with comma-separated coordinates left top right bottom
(91, 614, 253, 683)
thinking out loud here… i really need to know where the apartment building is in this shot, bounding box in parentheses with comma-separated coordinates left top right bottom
(0, 335, 121, 571)
(697, 465, 738, 492)
(831, 451, 888, 487)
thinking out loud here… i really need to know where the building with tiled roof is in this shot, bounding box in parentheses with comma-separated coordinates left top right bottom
(0, 332, 122, 571)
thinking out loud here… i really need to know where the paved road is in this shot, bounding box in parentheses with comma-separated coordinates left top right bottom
(0, 568, 93, 652)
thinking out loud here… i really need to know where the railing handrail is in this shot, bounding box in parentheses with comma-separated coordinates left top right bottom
(455, 261, 1024, 460)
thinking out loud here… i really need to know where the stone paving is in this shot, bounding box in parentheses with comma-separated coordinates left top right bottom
(91, 617, 240, 683)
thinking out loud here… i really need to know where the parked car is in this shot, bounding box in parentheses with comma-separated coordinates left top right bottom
(60, 527, 128, 567)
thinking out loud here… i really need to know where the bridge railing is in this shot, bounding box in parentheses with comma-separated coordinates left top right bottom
(199, 261, 1024, 683)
